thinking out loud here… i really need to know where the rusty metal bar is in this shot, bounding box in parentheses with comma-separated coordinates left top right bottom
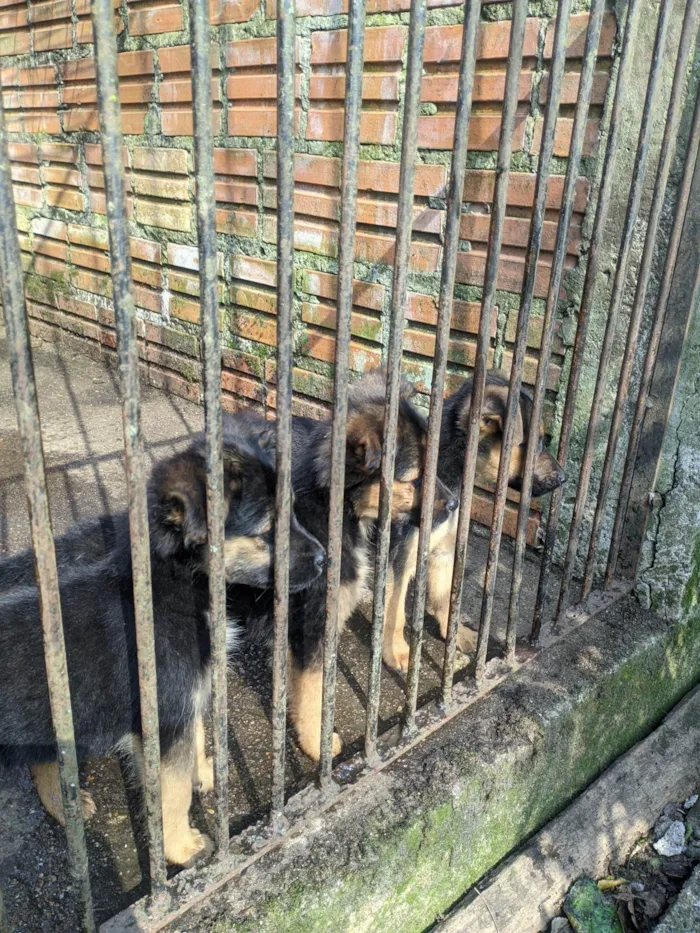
(606, 48, 700, 586)
(530, 0, 637, 639)
(188, 0, 229, 853)
(439, 0, 528, 695)
(403, 0, 480, 728)
(0, 88, 96, 933)
(319, 0, 365, 787)
(365, 0, 428, 758)
(583, 0, 698, 592)
(92, 0, 167, 893)
(0, 888, 6, 933)
(476, 0, 572, 670)
(271, 0, 295, 824)
(557, 0, 671, 615)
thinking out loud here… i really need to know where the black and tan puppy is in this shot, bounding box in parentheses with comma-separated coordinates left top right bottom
(226, 371, 457, 760)
(0, 421, 324, 865)
(381, 372, 566, 662)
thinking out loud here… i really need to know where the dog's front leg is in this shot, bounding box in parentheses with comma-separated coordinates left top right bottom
(426, 521, 477, 655)
(192, 713, 214, 794)
(30, 760, 97, 825)
(288, 649, 342, 762)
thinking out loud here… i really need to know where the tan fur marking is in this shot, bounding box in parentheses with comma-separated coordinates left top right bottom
(192, 714, 214, 793)
(30, 761, 96, 826)
(288, 651, 342, 761)
(382, 529, 419, 672)
(223, 535, 271, 579)
(354, 480, 421, 520)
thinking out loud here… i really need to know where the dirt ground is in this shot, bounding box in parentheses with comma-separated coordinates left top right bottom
(0, 335, 561, 932)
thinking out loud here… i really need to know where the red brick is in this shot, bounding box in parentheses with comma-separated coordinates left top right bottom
(158, 44, 218, 73)
(11, 165, 41, 185)
(227, 107, 301, 137)
(418, 112, 527, 151)
(20, 89, 60, 108)
(232, 254, 276, 288)
(71, 247, 110, 273)
(230, 309, 277, 346)
(463, 169, 589, 213)
(67, 224, 109, 249)
(301, 329, 381, 371)
(161, 109, 221, 135)
(424, 19, 540, 64)
(302, 303, 382, 343)
(300, 269, 384, 311)
(460, 212, 581, 256)
(226, 73, 303, 100)
(221, 371, 264, 402)
(544, 11, 617, 59)
(210, 0, 256, 23)
(406, 293, 496, 338)
(132, 147, 188, 174)
(32, 217, 67, 240)
(131, 174, 189, 200)
(215, 209, 258, 237)
(149, 366, 200, 402)
(0, 6, 27, 29)
(73, 268, 112, 297)
(354, 231, 440, 273)
(531, 117, 600, 158)
(471, 489, 539, 545)
(84, 143, 129, 166)
(2, 64, 55, 87)
(133, 262, 163, 289)
(421, 71, 532, 104)
(159, 77, 220, 104)
(6, 113, 60, 133)
(540, 70, 608, 106)
(231, 284, 277, 315)
(59, 49, 153, 81)
(8, 141, 40, 163)
(213, 148, 257, 176)
(63, 109, 146, 134)
(47, 187, 85, 211)
(215, 179, 258, 206)
(0, 31, 30, 54)
(222, 347, 264, 378)
(226, 36, 277, 68)
(311, 25, 406, 64)
(128, 3, 182, 35)
(43, 166, 81, 186)
(89, 191, 134, 216)
(12, 185, 43, 207)
(306, 110, 397, 145)
(32, 22, 72, 51)
(309, 74, 399, 101)
(263, 216, 338, 258)
(135, 199, 191, 231)
(455, 250, 571, 299)
(33, 237, 68, 261)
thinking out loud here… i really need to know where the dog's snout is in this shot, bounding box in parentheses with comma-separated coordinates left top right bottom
(446, 497, 458, 513)
(314, 547, 326, 569)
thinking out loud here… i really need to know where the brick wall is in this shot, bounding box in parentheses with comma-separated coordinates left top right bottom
(0, 1, 617, 538)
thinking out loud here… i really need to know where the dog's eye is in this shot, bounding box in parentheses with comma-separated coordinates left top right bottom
(412, 476, 422, 489)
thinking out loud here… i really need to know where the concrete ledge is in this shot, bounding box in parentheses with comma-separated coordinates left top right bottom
(104, 600, 700, 933)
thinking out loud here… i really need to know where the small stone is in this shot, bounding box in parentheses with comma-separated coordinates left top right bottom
(653, 820, 686, 857)
(629, 881, 645, 895)
(683, 794, 698, 809)
(550, 918, 573, 933)
(686, 799, 700, 835)
(654, 816, 673, 841)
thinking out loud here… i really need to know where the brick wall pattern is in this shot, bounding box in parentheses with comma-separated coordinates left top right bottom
(0, 2, 617, 539)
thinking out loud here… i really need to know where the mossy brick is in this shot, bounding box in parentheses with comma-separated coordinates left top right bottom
(564, 877, 623, 933)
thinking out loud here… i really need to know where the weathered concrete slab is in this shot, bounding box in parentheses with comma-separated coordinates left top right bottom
(653, 864, 700, 933)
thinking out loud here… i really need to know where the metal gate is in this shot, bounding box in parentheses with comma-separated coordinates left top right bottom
(0, 0, 698, 929)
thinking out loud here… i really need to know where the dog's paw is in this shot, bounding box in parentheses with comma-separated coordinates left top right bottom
(297, 730, 343, 762)
(194, 756, 215, 794)
(165, 828, 214, 867)
(456, 625, 478, 655)
(332, 731, 343, 757)
(80, 789, 97, 821)
(383, 638, 410, 673)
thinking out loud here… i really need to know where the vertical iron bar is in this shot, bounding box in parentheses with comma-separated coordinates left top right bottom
(189, 0, 229, 853)
(440, 0, 528, 697)
(0, 89, 95, 933)
(92, 0, 167, 893)
(0, 888, 6, 933)
(584, 0, 697, 592)
(403, 0, 480, 728)
(530, 0, 636, 639)
(319, 0, 365, 786)
(271, 0, 295, 824)
(606, 52, 700, 585)
(478, 0, 571, 671)
(365, 0, 427, 758)
(557, 0, 671, 614)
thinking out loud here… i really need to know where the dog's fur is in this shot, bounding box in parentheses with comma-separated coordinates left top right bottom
(381, 372, 567, 661)
(0, 421, 324, 864)
(225, 371, 457, 760)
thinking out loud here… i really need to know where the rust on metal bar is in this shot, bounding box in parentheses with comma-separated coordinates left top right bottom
(365, 0, 428, 758)
(188, 0, 229, 853)
(405, 0, 481, 726)
(478, 0, 572, 670)
(584, 0, 698, 591)
(91, 0, 167, 892)
(271, 0, 295, 824)
(606, 67, 700, 585)
(319, 0, 366, 786)
(0, 91, 95, 931)
(441, 0, 528, 691)
(530, 0, 636, 639)
(557, 0, 671, 614)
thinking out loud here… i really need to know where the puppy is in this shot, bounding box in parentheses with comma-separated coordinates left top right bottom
(227, 371, 457, 760)
(0, 420, 324, 865)
(382, 372, 566, 662)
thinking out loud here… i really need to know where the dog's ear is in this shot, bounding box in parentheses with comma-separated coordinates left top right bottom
(480, 412, 503, 435)
(157, 452, 208, 549)
(346, 414, 382, 473)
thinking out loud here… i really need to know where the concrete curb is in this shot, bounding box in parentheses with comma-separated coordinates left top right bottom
(434, 685, 700, 933)
(104, 599, 700, 933)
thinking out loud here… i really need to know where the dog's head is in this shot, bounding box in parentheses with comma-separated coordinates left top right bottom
(314, 369, 457, 527)
(447, 372, 565, 497)
(149, 422, 326, 592)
